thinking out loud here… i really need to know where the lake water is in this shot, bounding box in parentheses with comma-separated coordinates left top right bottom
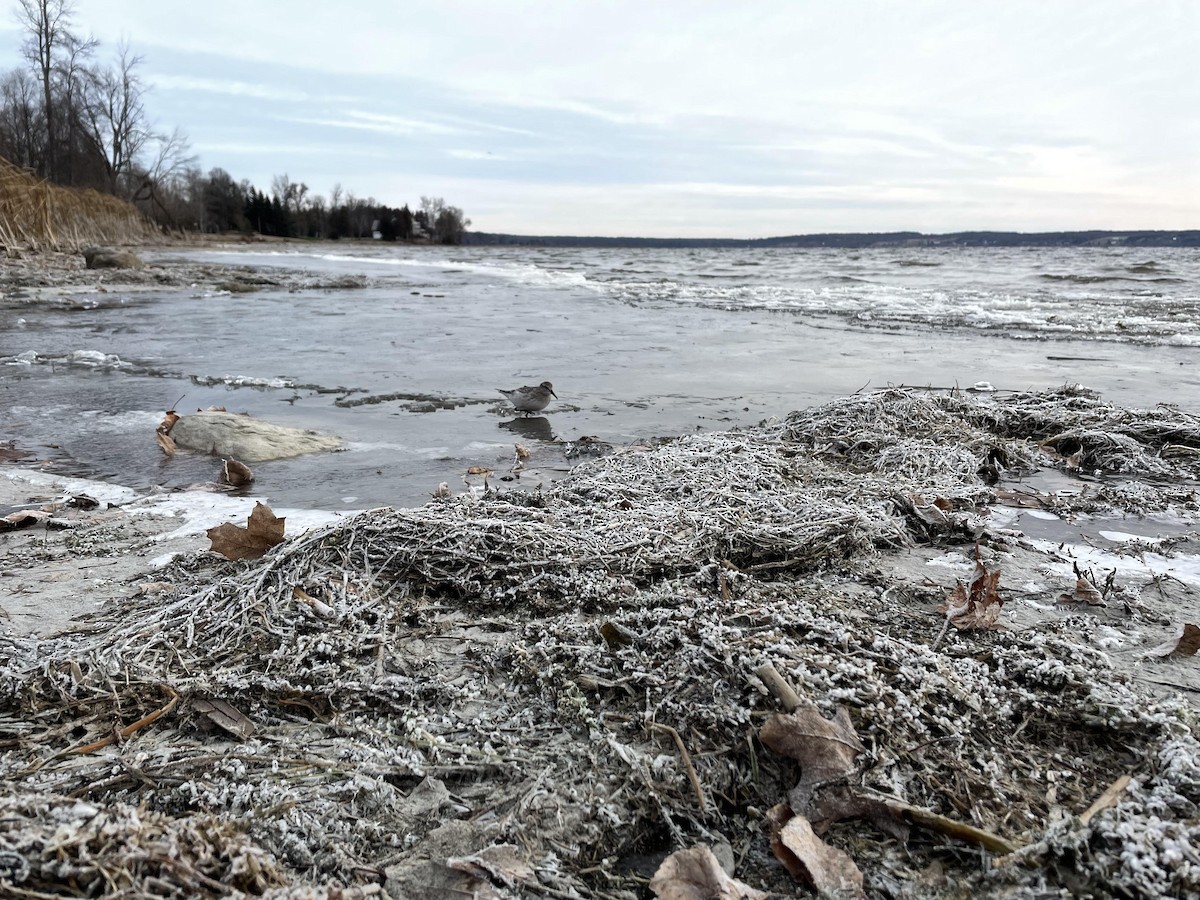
(3, 243, 1199, 509)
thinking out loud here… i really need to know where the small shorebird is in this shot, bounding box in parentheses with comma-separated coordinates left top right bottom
(498, 381, 558, 415)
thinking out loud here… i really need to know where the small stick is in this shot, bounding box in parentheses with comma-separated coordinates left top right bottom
(883, 797, 1018, 854)
(68, 685, 179, 755)
(1079, 774, 1132, 825)
(652, 723, 707, 816)
(755, 662, 805, 712)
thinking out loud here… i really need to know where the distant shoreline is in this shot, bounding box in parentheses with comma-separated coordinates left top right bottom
(464, 228, 1200, 249)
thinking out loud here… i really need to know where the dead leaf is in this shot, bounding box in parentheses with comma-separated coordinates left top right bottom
(137, 581, 175, 597)
(1145, 623, 1200, 658)
(600, 621, 640, 648)
(156, 430, 177, 456)
(760, 703, 868, 821)
(514, 443, 530, 459)
(158, 410, 180, 435)
(466, 466, 493, 476)
(760, 705, 864, 786)
(447, 844, 534, 890)
(650, 846, 767, 900)
(942, 542, 1005, 630)
(66, 493, 99, 509)
(769, 808, 866, 900)
(1058, 575, 1104, 606)
(222, 458, 255, 486)
(0, 509, 51, 532)
(206, 502, 286, 560)
(193, 697, 257, 740)
(993, 488, 1046, 509)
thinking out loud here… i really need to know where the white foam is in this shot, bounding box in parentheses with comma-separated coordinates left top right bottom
(1, 467, 356, 561)
(1026, 538, 1200, 588)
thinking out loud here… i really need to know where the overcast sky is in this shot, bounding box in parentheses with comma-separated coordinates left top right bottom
(2, 1, 1197, 237)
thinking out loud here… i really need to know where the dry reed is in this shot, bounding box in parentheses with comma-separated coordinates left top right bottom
(0, 156, 155, 252)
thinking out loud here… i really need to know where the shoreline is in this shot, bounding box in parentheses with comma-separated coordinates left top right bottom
(2, 247, 1200, 897)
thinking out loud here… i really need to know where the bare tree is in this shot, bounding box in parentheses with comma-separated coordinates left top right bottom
(128, 126, 196, 227)
(0, 69, 44, 169)
(15, 0, 79, 180)
(421, 196, 470, 244)
(83, 43, 150, 195)
(270, 172, 308, 218)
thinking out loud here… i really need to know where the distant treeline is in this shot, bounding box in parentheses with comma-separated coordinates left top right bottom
(465, 230, 1200, 249)
(0, 0, 469, 244)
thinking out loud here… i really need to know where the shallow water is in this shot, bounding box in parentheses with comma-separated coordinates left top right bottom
(2, 244, 1199, 509)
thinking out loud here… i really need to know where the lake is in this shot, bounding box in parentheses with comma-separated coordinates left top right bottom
(3, 242, 1198, 509)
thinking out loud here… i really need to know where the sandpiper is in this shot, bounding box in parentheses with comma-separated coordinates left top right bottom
(498, 380, 558, 415)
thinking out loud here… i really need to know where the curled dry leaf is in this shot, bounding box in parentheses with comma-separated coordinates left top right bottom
(514, 443, 530, 459)
(193, 698, 257, 741)
(1145, 623, 1200, 659)
(447, 844, 534, 890)
(0, 509, 51, 532)
(599, 620, 640, 648)
(221, 458, 255, 487)
(943, 542, 1005, 630)
(466, 466, 494, 476)
(650, 846, 767, 900)
(156, 410, 180, 456)
(206, 502, 286, 560)
(1058, 575, 1105, 606)
(768, 807, 866, 900)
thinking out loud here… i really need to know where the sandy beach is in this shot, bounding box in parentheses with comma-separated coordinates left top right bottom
(3, 245, 1200, 898)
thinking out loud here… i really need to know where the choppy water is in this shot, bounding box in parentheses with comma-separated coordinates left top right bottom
(3, 243, 1199, 509)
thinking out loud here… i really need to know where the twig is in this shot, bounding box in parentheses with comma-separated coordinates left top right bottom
(755, 662, 805, 712)
(651, 723, 707, 816)
(1079, 774, 1132, 825)
(67, 684, 179, 755)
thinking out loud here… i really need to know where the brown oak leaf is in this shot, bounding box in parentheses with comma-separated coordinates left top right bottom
(207, 502, 285, 560)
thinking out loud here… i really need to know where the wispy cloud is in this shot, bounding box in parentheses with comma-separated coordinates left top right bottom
(149, 74, 322, 104)
(281, 110, 461, 137)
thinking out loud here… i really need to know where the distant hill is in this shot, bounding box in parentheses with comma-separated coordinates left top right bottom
(464, 229, 1200, 249)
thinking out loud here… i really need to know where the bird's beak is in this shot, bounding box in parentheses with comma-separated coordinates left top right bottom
(550, 388, 558, 398)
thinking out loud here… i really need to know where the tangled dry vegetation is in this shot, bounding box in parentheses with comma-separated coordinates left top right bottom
(2, 387, 1199, 898)
(0, 157, 155, 252)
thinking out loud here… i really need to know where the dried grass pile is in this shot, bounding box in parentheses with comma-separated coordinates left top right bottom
(1, 387, 1198, 898)
(0, 156, 154, 252)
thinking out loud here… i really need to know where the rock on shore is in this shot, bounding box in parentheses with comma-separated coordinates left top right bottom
(171, 411, 343, 462)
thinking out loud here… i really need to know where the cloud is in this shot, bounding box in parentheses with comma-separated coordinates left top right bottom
(280, 110, 461, 137)
(149, 74, 321, 104)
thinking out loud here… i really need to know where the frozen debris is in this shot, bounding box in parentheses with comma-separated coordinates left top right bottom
(1, 387, 1199, 897)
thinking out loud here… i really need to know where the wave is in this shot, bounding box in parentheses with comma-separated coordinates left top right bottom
(1038, 273, 1183, 285)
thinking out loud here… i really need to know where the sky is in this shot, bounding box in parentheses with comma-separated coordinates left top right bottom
(1, 0, 1197, 238)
